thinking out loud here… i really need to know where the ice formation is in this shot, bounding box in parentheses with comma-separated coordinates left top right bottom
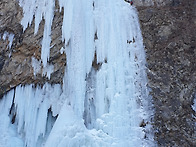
(31, 57, 42, 76)
(1, 31, 14, 48)
(0, 0, 154, 146)
(192, 94, 196, 112)
(0, 31, 14, 57)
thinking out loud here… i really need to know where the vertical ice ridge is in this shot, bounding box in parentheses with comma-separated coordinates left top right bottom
(41, 0, 55, 67)
(59, 0, 73, 45)
(0, 89, 24, 147)
(46, 0, 154, 146)
(19, 0, 55, 69)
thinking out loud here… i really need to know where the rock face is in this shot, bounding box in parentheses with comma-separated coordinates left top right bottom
(0, 0, 66, 97)
(0, 0, 195, 146)
(137, 0, 196, 146)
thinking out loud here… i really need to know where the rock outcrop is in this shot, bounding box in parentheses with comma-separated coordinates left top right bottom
(137, 0, 196, 146)
(0, 0, 65, 97)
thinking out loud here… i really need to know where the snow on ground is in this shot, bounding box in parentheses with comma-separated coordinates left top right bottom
(0, 0, 154, 147)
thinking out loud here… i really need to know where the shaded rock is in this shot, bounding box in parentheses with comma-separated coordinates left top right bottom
(137, 0, 196, 146)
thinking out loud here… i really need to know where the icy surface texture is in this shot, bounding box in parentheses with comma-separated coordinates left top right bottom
(0, 0, 154, 146)
(0, 84, 63, 147)
(0, 90, 24, 147)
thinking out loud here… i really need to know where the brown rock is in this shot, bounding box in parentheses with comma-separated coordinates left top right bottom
(137, 0, 196, 146)
(0, 0, 66, 97)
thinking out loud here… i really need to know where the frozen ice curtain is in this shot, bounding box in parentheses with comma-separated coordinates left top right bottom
(0, 0, 154, 147)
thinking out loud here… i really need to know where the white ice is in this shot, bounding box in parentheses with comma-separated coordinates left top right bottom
(19, 0, 55, 74)
(0, 90, 24, 147)
(1, 31, 14, 49)
(8, 33, 14, 49)
(1, 31, 14, 57)
(31, 57, 41, 76)
(0, 84, 63, 147)
(49, 0, 154, 146)
(2, 31, 8, 40)
(0, 0, 155, 146)
(192, 94, 196, 112)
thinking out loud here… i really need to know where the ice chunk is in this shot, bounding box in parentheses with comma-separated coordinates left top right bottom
(2, 31, 8, 40)
(31, 57, 41, 76)
(8, 33, 14, 49)
(42, 63, 54, 79)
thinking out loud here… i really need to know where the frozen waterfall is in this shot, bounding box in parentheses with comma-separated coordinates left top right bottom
(0, 0, 154, 147)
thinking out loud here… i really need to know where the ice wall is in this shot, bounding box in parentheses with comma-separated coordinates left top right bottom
(0, 0, 154, 146)
(0, 84, 63, 147)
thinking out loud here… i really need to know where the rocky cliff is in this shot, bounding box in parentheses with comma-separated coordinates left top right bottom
(0, 0, 195, 146)
(137, 0, 196, 146)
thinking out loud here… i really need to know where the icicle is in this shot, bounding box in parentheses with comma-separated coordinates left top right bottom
(19, 0, 55, 69)
(1, 31, 14, 57)
(42, 63, 54, 79)
(2, 31, 8, 40)
(59, 0, 73, 45)
(0, 84, 63, 147)
(8, 33, 14, 49)
(31, 57, 41, 76)
(192, 94, 196, 112)
(0, 89, 24, 147)
(41, 0, 54, 67)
